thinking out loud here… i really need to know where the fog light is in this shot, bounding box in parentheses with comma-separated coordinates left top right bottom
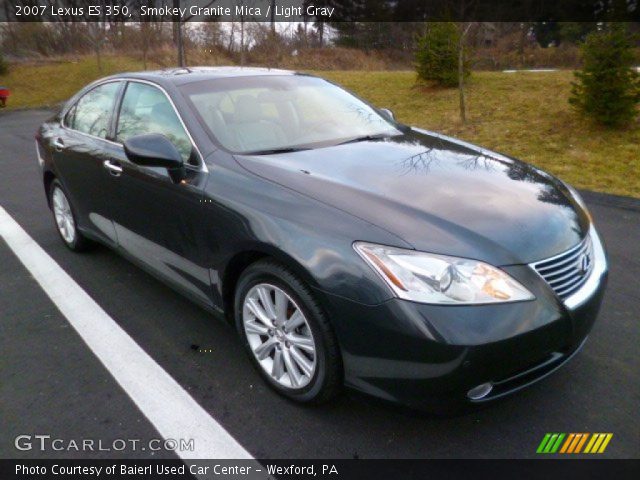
(467, 382, 493, 400)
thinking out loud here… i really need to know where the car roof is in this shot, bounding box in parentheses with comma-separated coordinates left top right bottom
(102, 66, 299, 88)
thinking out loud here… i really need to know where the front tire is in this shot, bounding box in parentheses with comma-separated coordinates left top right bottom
(234, 260, 342, 404)
(49, 179, 91, 252)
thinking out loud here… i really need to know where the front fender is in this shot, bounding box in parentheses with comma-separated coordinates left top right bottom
(201, 155, 407, 309)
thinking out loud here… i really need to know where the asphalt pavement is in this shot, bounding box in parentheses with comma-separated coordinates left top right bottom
(1, 109, 638, 459)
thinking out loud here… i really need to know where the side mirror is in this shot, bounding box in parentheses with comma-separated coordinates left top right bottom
(124, 134, 184, 168)
(379, 108, 395, 121)
(123, 134, 186, 183)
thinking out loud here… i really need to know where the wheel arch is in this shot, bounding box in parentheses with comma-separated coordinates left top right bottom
(220, 245, 322, 322)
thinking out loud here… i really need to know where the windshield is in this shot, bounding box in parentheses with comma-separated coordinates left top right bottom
(180, 75, 401, 154)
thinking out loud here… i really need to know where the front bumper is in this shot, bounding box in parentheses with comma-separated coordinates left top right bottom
(316, 226, 608, 411)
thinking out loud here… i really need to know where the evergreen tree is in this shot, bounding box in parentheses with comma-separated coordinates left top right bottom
(415, 22, 468, 88)
(570, 25, 640, 127)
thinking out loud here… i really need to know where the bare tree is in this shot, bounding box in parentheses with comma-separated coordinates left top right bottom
(236, 0, 253, 66)
(141, 20, 150, 69)
(173, 0, 185, 66)
(240, 17, 246, 66)
(227, 22, 237, 55)
(270, 0, 276, 36)
(458, 22, 472, 123)
(174, 0, 218, 67)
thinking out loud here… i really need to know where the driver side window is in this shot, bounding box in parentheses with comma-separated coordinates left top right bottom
(116, 82, 194, 164)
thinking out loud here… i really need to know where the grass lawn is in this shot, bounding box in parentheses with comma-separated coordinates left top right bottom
(0, 56, 154, 110)
(1, 57, 638, 198)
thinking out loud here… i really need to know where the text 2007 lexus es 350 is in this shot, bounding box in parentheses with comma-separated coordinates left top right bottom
(35, 68, 608, 411)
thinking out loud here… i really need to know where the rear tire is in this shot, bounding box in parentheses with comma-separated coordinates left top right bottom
(49, 179, 92, 252)
(234, 259, 342, 404)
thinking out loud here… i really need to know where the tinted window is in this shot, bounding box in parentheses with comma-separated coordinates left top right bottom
(71, 82, 120, 138)
(116, 82, 193, 163)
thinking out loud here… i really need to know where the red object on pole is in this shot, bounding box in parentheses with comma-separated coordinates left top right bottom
(0, 87, 11, 107)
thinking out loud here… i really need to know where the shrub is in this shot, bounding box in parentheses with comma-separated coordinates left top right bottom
(0, 52, 8, 75)
(569, 25, 640, 127)
(415, 22, 469, 87)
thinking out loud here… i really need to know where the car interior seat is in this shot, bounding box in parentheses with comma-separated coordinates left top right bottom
(227, 95, 287, 152)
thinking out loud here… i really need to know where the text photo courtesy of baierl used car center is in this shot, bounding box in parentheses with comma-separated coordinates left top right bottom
(0, 1, 638, 479)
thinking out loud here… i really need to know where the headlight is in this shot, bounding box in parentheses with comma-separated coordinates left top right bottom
(354, 243, 535, 305)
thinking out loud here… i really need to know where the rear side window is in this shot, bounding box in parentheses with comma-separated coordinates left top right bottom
(69, 82, 120, 138)
(116, 82, 193, 164)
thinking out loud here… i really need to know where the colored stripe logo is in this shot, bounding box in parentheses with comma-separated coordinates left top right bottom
(537, 433, 613, 454)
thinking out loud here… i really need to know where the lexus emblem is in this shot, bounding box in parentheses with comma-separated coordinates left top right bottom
(578, 253, 590, 276)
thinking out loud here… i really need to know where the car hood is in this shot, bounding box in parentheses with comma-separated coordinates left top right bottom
(234, 128, 589, 265)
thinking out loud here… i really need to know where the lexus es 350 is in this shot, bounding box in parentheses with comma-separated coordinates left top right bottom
(36, 68, 608, 411)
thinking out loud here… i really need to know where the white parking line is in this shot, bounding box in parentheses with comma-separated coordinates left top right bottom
(0, 206, 252, 460)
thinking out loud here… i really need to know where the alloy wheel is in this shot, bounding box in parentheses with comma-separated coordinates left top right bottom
(52, 187, 76, 244)
(242, 283, 317, 389)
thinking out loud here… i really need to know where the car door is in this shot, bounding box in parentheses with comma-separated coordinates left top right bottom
(52, 81, 123, 245)
(105, 80, 213, 306)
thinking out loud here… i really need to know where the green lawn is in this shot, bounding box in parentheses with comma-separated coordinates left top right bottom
(1, 58, 638, 198)
(0, 56, 153, 110)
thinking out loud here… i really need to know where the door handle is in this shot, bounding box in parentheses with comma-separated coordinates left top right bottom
(103, 159, 123, 176)
(52, 138, 64, 152)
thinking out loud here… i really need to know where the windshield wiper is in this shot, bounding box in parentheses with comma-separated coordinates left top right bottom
(245, 133, 393, 154)
(245, 146, 311, 155)
(336, 133, 391, 146)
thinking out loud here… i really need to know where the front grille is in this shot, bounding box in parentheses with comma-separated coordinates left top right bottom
(531, 235, 594, 299)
